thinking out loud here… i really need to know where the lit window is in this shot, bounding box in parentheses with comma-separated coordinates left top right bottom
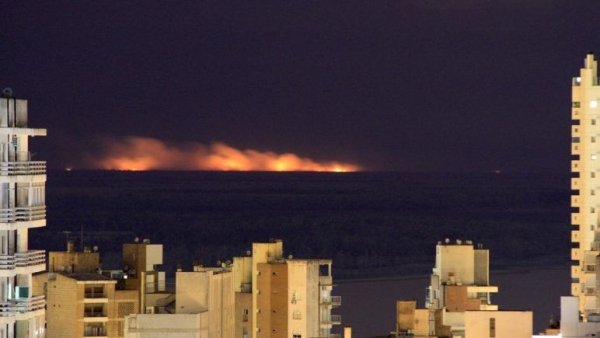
(591, 100, 598, 108)
(592, 155, 597, 160)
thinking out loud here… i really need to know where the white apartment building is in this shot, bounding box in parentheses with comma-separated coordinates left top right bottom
(0, 90, 46, 338)
(571, 53, 600, 318)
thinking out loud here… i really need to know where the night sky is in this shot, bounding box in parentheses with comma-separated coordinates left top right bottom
(3, 1, 600, 172)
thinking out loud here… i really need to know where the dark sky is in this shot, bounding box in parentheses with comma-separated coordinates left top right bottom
(3, 1, 600, 172)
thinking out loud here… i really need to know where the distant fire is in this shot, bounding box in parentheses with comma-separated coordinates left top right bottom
(87, 136, 360, 172)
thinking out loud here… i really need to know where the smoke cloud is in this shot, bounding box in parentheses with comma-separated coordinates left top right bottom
(86, 136, 360, 172)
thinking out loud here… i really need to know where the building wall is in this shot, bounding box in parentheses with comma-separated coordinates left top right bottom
(235, 292, 252, 338)
(252, 241, 283, 337)
(233, 256, 252, 293)
(124, 313, 208, 338)
(256, 263, 288, 338)
(473, 249, 489, 285)
(110, 290, 139, 338)
(464, 311, 532, 338)
(571, 53, 600, 317)
(176, 268, 234, 338)
(436, 244, 475, 285)
(444, 286, 481, 312)
(48, 251, 100, 273)
(46, 274, 79, 338)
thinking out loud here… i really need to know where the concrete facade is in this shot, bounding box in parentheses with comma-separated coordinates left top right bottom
(45, 273, 139, 338)
(124, 313, 208, 338)
(571, 53, 600, 319)
(0, 94, 47, 338)
(176, 267, 234, 338)
(463, 311, 532, 338)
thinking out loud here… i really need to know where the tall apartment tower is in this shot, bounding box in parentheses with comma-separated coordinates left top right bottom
(0, 90, 47, 337)
(571, 53, 600, 318)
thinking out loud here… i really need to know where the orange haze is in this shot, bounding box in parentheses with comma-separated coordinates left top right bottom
(88, 136, 360, 172)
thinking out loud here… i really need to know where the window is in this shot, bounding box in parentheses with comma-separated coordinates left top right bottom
(293, 335, 302, 338)
(593, 155, 598, 160)
(591, 207, 596, 213)
(573, 101, 581, 108)
(489, 318, 496, 338)
(593, 119, 597, 125)
(591, 100, 598, 108)
(592, 190, 595, 196)
(573, 137, 580, 143)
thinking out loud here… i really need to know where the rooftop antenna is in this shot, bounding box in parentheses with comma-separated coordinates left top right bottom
(80, 225, 84, 251)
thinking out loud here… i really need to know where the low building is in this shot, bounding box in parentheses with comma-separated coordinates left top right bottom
(45, 272, 139, 338)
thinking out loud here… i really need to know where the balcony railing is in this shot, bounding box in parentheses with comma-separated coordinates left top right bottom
(84, 311, 107, 318)
(84, 291, 106, 299)
(0, 206, 46, 223)
(84, 326, 106, 337)
(0, 161, 45, 176)
(311, 334, 341, 338)
(0, 295, 45, 316)
(0, 250, 45, 270)
(320, 296, 342, 307)
(321, 315, 342, 325)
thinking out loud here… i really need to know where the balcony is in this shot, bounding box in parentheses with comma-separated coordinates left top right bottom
(0, 250, 45, 272)
(83, 325, 107, 337)
(320, 296, 342, 307)
(84, 287, 106, 300)
(0, 295, 45, 317)
(321, 314, 342, 326)
(84, 292, 106, 299)
(0, 206, 46, 223)
(0, 161, 45, 176)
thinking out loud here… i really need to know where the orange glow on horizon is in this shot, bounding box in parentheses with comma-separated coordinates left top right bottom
(88, 137, 360, 172)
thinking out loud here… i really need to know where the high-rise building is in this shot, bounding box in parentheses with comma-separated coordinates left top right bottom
(0, 90, 47, 337)
(571, 53, 600, 318)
